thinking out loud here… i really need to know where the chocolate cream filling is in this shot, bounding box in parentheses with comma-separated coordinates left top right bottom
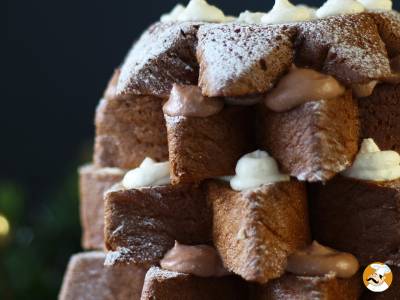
(163, 84, 224, 117)
(264, 67, 346, 112)
(160, 241, 230, 277)
(285, 241, 359, 279)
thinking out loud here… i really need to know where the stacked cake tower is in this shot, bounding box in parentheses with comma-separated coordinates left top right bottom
(59, 0, 400, 299)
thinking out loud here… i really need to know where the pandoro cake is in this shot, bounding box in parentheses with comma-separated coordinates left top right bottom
(79, 165, 125, 250)
(206, 151, 311, 284)
(59, 252, 147, 300)
(60, 0, 400, 299)
(94, 70, 168, 169)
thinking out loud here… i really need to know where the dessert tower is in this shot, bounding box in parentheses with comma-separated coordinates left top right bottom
(60, 0, 400, 299)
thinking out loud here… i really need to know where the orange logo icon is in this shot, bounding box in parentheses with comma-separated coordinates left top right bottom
(363, 262, 393, 293)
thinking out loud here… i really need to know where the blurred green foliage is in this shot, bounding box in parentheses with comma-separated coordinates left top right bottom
(0, 167, 82, 299)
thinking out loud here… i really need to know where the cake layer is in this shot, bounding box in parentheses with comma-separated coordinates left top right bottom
(141, 267, 248, 300)
(117, 22, 200, 98)
(166, 105, 254, 184)
(79, 164, 125, 250)
(359, 83, 400, 153)
(117, 12, 398, 100)
(295, 13, 392, 85)
(207, 180, 310, 284)
(310, 176, 400, 266)
(197, 23, 296, 97)
(104, 184, 212, 266)
(252, 273, 362, 300)
(370, 10, 400, 58)
(94, 70, 168, 169)
(258, 92, 359, 182)
(59, 252, 147, 300)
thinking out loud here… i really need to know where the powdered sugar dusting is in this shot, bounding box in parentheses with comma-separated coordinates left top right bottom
(59, 251, 146, 300)
(197, 23, 295, 96)
(118, 22, 200, 97)
(145, 266, 185, 280)
(298, 13, 392, 83)
(370, 10, 400, 57)
(104, 247, 132, 266)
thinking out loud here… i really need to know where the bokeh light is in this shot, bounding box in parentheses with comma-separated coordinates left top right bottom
(0, 214, 10, 237)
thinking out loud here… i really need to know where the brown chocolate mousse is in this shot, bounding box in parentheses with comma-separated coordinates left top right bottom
(286, 241, 359, 278)
(163, 84, 224, 117)
(160, 241, 229, 277)
(264, 67, 345, 112)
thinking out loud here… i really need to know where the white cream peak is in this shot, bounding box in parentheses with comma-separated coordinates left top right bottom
(261, 0, 315, 24)
(230, 150, 290, 191)
(237, 11, 266, 24)
(342, 139, 400, 181)
(122, 158, 171, 189)
(358, 0, 392, 11)
(316, 0, 365, 18)
(161, 0, 227, 22)
(161, 4, 186, 22)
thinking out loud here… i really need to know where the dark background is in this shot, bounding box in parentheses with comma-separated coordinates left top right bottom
(4, 0, 400, 299)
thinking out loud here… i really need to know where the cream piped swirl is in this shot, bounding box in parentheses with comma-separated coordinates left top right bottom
(358, 0, 392, 11)
(230, 150, 290, 191)
(237, 11, 266, 24)
(122, 158, 171, 189)
(342, 139, 400, 181)
(161, 0, 228, 23)
(316, 0, 365, 18)
(261, 0, 315, 24)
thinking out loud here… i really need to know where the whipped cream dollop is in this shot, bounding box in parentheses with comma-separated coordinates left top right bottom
(358, 0, 392, 11)
(342, 139, 400, 181)
(122, 158, 171, 189)
(161, 4, 186, 22)
(160, 241, 229, 277)
(230, 150, 290, 191)
(261, 0, 315, 24)
(286, 241, 359, 279)
(237, 11, 266, 24)
(161, 0, 227, 23)
(316, 0, 365, 18)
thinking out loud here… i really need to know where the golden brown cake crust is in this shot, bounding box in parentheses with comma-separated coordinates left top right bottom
(310, 176, 400, 266)
(197, 24, 296, 97)
(59, 252, 147, 300)
(141, 267, 248, 300)
(79, 165, 125, 250)
(258, 91, 359, 182)
(207, 180, 310, 284)
(166, 106, 254, 184)
(117, 22, 200, 98)
(252, 273, 362, 300)
(94, 71, 168, 169)
(104, 184, 212, 266)
(370, 10, 400, 58)
(295, 13, 392, 85)
(359, 83, 400, 153)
